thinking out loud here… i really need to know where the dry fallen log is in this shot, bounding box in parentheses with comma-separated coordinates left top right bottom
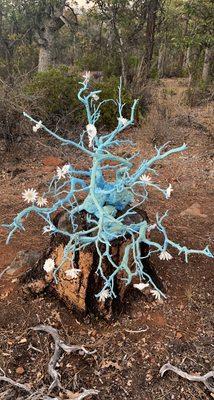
(23, 208, 163, 318)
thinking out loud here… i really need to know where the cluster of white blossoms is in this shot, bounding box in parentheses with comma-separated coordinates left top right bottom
(22, 188, 47, 207)
(43, 258, 81, 279)
(134, 282, 162, 301)
(159, 250, 173, 261)
(86, 124, 97, 147)
(33, 120, 42, 133)
(56, 164, 70, 180)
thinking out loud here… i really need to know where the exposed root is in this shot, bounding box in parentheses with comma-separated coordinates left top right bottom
(0, 326, 98, 400)
(31, 325, 96, 391)
(160, 363, 214, 393)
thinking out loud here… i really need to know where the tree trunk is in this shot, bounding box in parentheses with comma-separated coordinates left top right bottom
(144, 0, 159, 78)
(23, 209, 163, 319)
(188, 47, 202, 87)
(202, 47, 213, 84)
(184, 47, 191, 70)
(38, 26, 55, 72)
(177, 17, 189, 74)
(158, 43, 166, 78)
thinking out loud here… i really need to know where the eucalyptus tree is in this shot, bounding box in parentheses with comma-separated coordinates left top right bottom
(184, 0, 214, 84)
(0, 0, 78, 73)
(88, 0, 162, 87)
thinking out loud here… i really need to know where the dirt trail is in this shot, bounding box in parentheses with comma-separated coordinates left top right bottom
(0, 78, 213, 399)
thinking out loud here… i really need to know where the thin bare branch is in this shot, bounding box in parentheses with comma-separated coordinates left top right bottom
(31, 325, 96, 391)
(160, 363, 214, 393)
(0, 374, 32, 394)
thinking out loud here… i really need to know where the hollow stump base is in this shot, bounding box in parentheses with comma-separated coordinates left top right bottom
(24, 209, 162, 319)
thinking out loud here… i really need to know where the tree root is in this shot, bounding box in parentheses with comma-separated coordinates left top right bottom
(160, 362, 214, 393)
(0, 325, 98, 400)
(31, 325, 96, 391)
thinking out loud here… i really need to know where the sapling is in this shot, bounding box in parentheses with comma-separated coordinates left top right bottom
(3, 73, 213, 303)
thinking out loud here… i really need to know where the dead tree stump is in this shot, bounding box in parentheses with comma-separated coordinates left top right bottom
(24, 208, 163, 318)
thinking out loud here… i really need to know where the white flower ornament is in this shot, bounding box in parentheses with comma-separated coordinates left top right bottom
(118, 117, 128, 126)
(57, 164, 70, 180)
(151, 289, 161, 301)
(140, 174, 152, 184)
(33, 120, 42, 133)
(43, 258, 55, 273)
(133, 282, 149, 291)
(43, 224, 55, 234)
(22, 188, 38, 203)
(65, 268, 81, 279)
(37, 196, 48, 207)
(83, 71, 90, 82)
(166, 184, 173, 199)
(98, 289, 110, 303)
(159, 251, 173, 261)
(86, 124, 97, 147)
(92, 93, 99, 101)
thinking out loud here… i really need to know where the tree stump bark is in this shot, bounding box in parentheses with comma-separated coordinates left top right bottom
(24, 208, 163, 318)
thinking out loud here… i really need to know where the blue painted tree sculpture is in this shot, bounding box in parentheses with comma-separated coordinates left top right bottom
(4, 73, 213, 306)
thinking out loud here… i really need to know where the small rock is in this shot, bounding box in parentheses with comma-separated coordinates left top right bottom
(175, 331, 183, 339)
(16, 366, 25, 375)
(180, 203, 207, 218)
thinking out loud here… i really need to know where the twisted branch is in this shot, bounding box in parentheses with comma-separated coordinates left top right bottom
(160, 363, 214, 393)
(31, 325, 96, 391)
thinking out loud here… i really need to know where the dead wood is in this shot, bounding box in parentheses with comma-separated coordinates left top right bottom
(160, 363, 214, 393)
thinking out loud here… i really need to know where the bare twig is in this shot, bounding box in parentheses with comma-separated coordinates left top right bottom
(160, 363, 214, 393)
(71, 389, 100, 399)
(124, 326, 148, 333)
(31, 325, 96, 391)
(0, 266, 10, 279)
(0, 374, 32, 394)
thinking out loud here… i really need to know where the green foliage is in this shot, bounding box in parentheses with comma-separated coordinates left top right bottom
(24, 67, 136, 130)
(185, 81, 213, 106)
(95, 76, 135, 129)
(25, 67, 82, 121)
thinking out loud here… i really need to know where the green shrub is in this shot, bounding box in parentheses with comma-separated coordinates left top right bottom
(95, 76, 135, 129)
(24, 67, 137, 131)
(24, 66, 84, 126)
(185, 82, 213, 106)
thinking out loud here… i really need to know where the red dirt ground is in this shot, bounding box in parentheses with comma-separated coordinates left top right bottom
(0, 78, 213, 399)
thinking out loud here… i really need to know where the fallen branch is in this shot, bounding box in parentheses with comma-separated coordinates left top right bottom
(0, 266, 11, 280)
(0, 374, 32, 394)
(160, 363, 214, 393)
(31, 325, 96, 391)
